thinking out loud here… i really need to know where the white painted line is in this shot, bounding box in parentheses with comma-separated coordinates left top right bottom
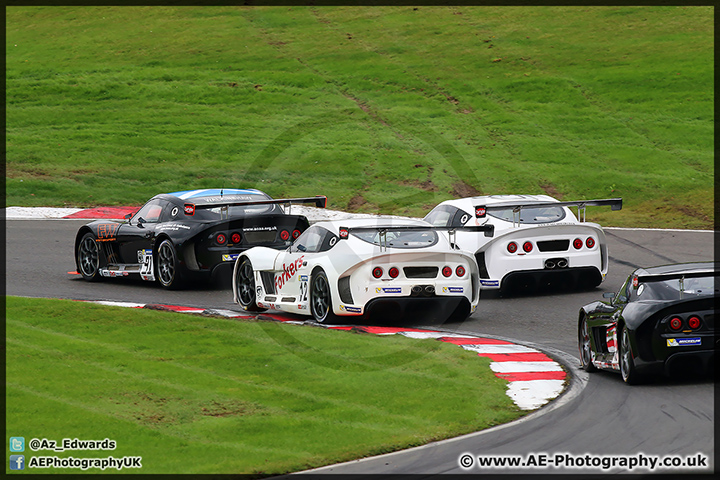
(204, 309, 254, 318)
(461, 344, 537, 354)
(605, 226, 713, 233)
(506, 379, 566, 411)
(88, 300, 146, 308)
(5, 207, 83, 219)
(398, 331, 475, 339)
(490, 361, 564, 373)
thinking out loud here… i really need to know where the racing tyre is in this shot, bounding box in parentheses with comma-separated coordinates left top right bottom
(77, 232, 103, 281)
(619, 325, 642, 385)
(156, 239, 184, 290)
(234, 258, 265, 312)
(310, 270, 338, 324)
(578, 315, 597, 372)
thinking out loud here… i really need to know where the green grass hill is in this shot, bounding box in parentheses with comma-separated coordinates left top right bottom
(6, 6, 713, 228)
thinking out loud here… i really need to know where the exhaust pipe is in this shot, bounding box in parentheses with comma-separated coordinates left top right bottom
(557, 259, 568, 268)
(411, 285, 423, 296)
(424, 285, 435, 296)
(544, 259, 556, 269)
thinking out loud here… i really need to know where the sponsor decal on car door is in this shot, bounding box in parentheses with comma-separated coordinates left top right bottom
(274, 254, 306, 298)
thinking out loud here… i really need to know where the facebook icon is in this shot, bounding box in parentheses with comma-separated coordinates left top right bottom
(10, 455, 25, 470)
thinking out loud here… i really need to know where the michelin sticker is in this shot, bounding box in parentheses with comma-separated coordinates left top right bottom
(667, 338, 702, 347)
(376, 287, 402, 294)
(442, 287, 464, 293)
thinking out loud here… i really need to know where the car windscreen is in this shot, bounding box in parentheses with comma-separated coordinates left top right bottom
(636, 275, 719, 301)
(489, 205, 566, 224)
(352, 230, 438, 249)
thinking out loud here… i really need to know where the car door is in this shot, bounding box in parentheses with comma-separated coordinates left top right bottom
(116, 199, 165, 265)
(272, 226, 327, 301)
(589, 277, 631, 365)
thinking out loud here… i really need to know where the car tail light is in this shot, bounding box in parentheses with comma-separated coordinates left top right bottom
(292, 229, 301, 239)
(688, 316, 701, 330)
(388, 267, 399, 278)
(215, 233, 227, 245)
(507, 242, 518, 254)
(669, 317, 683, 331)
(586, 237, 595, 248)
(573, 238, 583, 249)
(456, 265, 466, 277)
(280, 230, 290, 241)
(522, 241, 533, 253)
(230, 232, 242, 244)
(372, 267, 383, 279)
(442, 266, 452, 277)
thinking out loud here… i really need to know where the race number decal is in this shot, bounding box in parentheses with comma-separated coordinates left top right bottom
(139, 249, 155, 281)
(299, 278, 309, 303)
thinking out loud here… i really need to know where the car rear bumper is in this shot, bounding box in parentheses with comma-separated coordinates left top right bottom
(499, 266, 603, 291)
(359, 296, 472, 323)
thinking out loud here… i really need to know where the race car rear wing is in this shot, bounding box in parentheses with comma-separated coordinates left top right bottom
(636, 269, 719, 285)
(635, 268, 719, 298)
(338, 224, 494, 250)
(184, 196, 327, 217)
(474, 198, 622, 224)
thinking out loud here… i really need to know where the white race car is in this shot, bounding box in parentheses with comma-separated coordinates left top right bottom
(232, 218, 493, 323)
(424, 195, 622, 293)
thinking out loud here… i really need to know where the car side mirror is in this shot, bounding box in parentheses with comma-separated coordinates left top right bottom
(603, 292, 615, 299)
(137, 217, 146, 227)
(124, 213, 132, 220)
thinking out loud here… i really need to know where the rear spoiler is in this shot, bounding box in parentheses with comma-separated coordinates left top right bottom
(184, 196, 327, 216)
(338, 225, 494, 250)
(474, 198, 622, 223)
(635, 268, 719, 297)
(635, 269, 718, 285)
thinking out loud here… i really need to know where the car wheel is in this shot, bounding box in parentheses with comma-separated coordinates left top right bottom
(156, 239, 184, 289)
(578, 315, 597, 372)
(77, 232, 103, 281)
(235, 258, 265, 312)
(310, 270, 337, 324)
(619, 325, 641, 385)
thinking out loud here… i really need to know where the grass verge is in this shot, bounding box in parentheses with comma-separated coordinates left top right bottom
(5, 6, 713, 229)
(6, 296, 524, 475)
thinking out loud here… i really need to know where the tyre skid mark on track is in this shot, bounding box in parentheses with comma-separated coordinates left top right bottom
(79, 300, 568, 411)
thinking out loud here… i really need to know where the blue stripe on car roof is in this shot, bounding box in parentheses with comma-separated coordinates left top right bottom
(167, 189, 263, 200)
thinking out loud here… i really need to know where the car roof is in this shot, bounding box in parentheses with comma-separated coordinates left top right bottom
(166, 188, 268, 201)
(438, 194, 560, 209)
(634, 261, 718, 276)
(155, 189, 272, 207)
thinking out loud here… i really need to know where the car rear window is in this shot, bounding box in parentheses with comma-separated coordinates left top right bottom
(192, 197, 282, 220)
(489, 205, 566, 224)
(352, 230, 438, 249)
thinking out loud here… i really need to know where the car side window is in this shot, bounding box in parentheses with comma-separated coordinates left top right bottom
(614, 277, 631, 304)
(424, 206, 469, 227)
(292, 227, 338, 253)
(131, 200, 164, 224)
(291, 227, 322, 253)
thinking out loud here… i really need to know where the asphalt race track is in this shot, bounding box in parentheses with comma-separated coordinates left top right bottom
(5, 219, 715, 474)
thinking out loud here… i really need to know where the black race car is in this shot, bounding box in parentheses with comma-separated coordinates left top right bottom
(578, 262, 717, 384)
(75, 188, 326, 289)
